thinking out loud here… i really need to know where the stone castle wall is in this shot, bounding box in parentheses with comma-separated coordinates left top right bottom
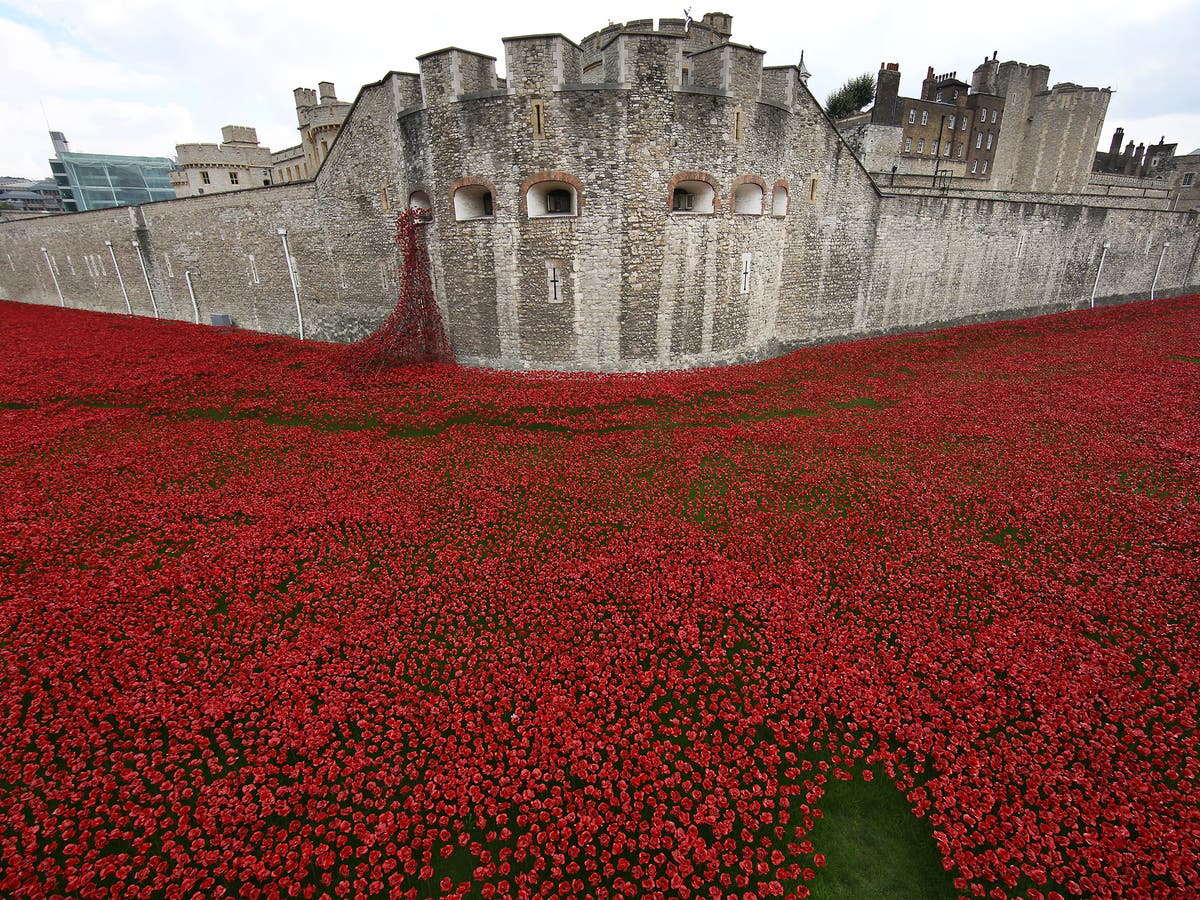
(1, 23, 1198, 372)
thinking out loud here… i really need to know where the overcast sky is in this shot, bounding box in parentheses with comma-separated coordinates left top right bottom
(2, 0, 1198, 180)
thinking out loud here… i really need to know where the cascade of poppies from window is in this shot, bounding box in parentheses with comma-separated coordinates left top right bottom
(346, 209, 451, 370)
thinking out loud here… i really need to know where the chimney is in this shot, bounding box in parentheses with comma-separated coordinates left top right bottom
(318, 81, 337, 103)
(872, 63, 902, 126)
(1122, 141, 1137, 175)
(1108, 127, 1124, 159)
(921, 65, 936, 100)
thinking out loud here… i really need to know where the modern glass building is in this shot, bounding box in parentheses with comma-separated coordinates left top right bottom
(49, 132, 176, 212)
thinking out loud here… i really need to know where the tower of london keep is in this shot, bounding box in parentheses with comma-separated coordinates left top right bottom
(1, 12, 1197, 371)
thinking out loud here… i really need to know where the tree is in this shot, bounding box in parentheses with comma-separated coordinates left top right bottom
(825, 73, 877, 121)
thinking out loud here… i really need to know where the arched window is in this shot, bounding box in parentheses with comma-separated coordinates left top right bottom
(733, 182, 764, 215)
(453, 183, 494, 221)
(527, 180, 578, 217)
(772, 183, 789, 216)
(408, 190, 432, 223)
(670, 180, 716, 214)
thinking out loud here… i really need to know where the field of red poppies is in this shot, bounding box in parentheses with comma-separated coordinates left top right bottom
(1, 297, 1197, 900)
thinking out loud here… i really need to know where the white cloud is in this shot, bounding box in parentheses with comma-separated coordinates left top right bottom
(0, 19, 166, 95)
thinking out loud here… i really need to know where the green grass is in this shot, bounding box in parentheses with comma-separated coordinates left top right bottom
(807, 772, 957, 900)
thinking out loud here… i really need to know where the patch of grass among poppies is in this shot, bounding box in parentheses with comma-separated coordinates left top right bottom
(808, 772, 956, 900)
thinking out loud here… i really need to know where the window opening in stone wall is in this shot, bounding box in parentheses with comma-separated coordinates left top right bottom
(982, 160, 988, 174)
(972, 160, 979, 174)
(904, 138, 912, 153)
(1016, 235, 1025, 259)
(908, 109, 916, 124)
(671, 180, 715, 214)
(740, 252, 752, 294)
(531, 100, 546, 139)
(987, 133, 993, 150)
(992, 109, 998, 123)
(381, 186, 391, 212)
(545, 190, 571, 213)
(944, 141, 952, 157)
(772, 186, 788, 216)
(921, 110, 928, 126)
(932, 140, 939, 156)
(733, 182, 763, 215)
(229, 171, 239, 185)
(248, 254, 260, 285)
(546, 258, 565, 304)
(1184, 173, 1195, 186)
(527, 181, 578, 218)
(808, 176, 818, 203)
(917, 139, 924, 154)
(453, 184, 494, 221)
(980, 108, 987, 122)
(682, 66, 690, 85)
(957, 143, 964, 158)
(733, 108, 743, 142)
(409, 190, 432, 216)
(976, 133, 983, 149)
(962, 117, 969, 131)
(935, 91, 942, 102)
(201, 171, 211, 184)
(164, 255, 174, 278)
(321, 140, 329, 158)
(948, 115, 955, 130)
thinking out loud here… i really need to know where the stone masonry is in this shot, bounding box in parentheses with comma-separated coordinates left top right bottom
(1, 13, 1198, 371)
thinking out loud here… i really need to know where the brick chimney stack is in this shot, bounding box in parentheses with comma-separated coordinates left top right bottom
(872, 63, 902, 126)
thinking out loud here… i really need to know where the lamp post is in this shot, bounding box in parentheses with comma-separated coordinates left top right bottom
(40, 247, 65, 306)
(1091, 242, 1110, 309)
(184, 270, 200, 324)
(278, 227, 304, 340)
(131, 238, 159, 318)
(1151, 242, 1170, 300)
(104, 240, 132, 314)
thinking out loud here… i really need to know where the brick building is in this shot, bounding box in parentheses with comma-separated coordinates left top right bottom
(841, 53, 1107, 193)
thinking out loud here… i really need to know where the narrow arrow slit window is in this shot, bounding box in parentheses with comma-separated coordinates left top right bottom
(546, 258, 565, 304)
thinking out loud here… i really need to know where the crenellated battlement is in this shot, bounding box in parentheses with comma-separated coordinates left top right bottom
(416, 47, 500, 106)
(686, 42, 764, 100)
(402, 12, 780, 109)
(503, 35, 583, 93)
